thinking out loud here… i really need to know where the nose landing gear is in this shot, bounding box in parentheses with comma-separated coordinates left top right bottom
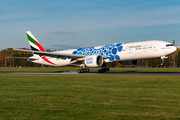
(161, 56, 168, 66)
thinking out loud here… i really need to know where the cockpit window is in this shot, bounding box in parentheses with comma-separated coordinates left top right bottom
(166, 44, 173, 47)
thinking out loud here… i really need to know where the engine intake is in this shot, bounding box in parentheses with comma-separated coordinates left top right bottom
(85, 55, 103, 67)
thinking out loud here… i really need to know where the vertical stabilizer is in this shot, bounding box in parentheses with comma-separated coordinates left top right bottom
(26, 31, 46, 52)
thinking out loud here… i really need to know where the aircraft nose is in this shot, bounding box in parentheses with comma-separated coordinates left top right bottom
(166, 46, 177, 54)
(172, 46, 177, 52)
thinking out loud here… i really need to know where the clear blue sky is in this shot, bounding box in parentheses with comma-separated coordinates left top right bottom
(1, 0, 180, 50)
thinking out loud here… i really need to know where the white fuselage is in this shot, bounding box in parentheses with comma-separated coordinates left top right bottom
(30, 40, 177, 67)
(106, 40, 176, 62)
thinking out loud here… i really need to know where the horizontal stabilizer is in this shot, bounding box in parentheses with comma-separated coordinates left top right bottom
(6, 57, 37, 60)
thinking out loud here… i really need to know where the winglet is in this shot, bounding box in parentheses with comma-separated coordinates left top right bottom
(26, 31, 46, 52)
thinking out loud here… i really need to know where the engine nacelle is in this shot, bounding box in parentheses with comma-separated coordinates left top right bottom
(120, 60, 138, 67)
(85, 55, 103, 67)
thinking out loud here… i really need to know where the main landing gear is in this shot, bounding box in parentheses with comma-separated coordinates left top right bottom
(98, 67, 110, 73)
(77, 63, 109, 73)
(77, 67, 109, 73)
(77, 68, 90, 73)
(98, 63, 110, 73)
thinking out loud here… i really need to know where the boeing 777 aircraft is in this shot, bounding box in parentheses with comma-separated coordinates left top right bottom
(10, 31, 177, 73)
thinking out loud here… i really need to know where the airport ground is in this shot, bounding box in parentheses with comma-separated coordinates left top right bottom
(0, 67, 180, 119)
(1, 67, 180, 73)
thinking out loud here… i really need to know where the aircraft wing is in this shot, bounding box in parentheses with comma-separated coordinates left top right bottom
(14, 49, 109, 59)
(14, 49, 85, 59)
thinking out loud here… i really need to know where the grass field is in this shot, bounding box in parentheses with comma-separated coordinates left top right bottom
(0, 72, 180, 119)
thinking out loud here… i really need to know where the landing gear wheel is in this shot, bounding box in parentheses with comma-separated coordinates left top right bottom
(82, 68, 86, 73)
(98, 69, 103, 73)
(78, 70, 81, 73)
(86, 68, 90, 72)
(98, 67, 109, 73)
(103, 68, 106, 72)
(80, 69, 84, 73)
(77, 68, 90, 73)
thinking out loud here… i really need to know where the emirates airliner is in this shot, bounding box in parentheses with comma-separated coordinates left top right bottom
(10, 31, 177, 73)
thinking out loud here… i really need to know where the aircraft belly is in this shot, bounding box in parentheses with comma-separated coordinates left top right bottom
(54, 58, 71, 66)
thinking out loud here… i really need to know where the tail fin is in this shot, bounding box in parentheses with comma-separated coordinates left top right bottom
(26, 31, 46, 52)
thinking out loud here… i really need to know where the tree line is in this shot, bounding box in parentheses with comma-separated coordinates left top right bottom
(0, 48, 41, 67)
(1, 48, 180, 68)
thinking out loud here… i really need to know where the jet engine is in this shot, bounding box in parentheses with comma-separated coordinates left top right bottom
(120, 60, 138, 66)
(85, 55, 103, 67)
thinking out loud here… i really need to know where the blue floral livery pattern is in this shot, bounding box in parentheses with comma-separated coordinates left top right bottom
(72, 43, 123, 61)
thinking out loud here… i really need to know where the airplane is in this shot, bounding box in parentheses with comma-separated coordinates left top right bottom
(9, 31, 177, 73)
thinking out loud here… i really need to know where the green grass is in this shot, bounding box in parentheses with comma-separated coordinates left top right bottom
(0, 74, 180, 119)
